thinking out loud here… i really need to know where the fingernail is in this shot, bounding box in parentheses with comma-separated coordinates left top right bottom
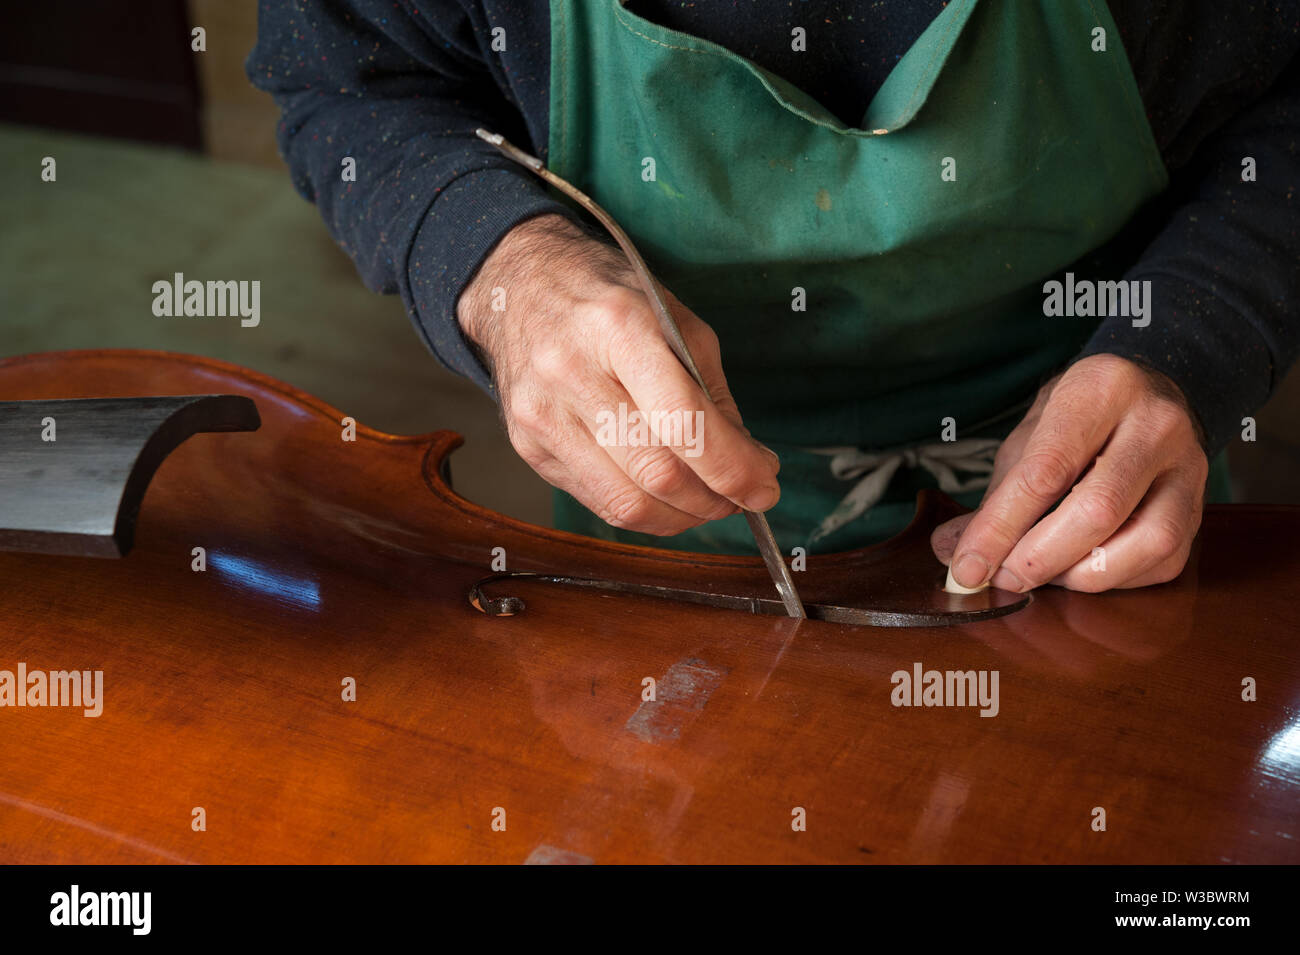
(758, 443, 781, 468)
(944, 565, 988, 595)
(990, 567, 1025, 593)
(953, 554, 990, 589)
(742, 485, 780, 512)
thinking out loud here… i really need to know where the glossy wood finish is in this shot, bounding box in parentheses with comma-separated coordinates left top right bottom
(0, 350, 1296, 864)
(465, 488, 1031, 627)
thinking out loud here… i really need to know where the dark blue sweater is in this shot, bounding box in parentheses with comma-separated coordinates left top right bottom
(247, 0, 1300, 457)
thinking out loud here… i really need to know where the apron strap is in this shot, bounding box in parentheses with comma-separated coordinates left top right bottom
(806, 438, 1002, 543)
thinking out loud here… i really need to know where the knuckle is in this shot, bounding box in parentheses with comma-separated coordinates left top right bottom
(1067, 356, 1122, 392)
(591, 288, 650, 338)
(1189, 451, 1210, 485)
(1074, 484, 1128, 532)
(627, 450, 689, 498)
(506, 426, 549, 469)
(601, 283, 646, 314)
(507, 392, 549, 433)
(702, 498, 737, 522)
(1148, 559, 1187, 586)
(706, 458, 762, 502)
(1146, 516, 1187, 559)
(570, 297, 605, 329)
(532, 345, 578, 383)
(1145, 400, 1185, 438)
(511, 438, 545, 469)
(690, 321, 721, 359)
(1015, 449, 1077, 502)
(1110, 354, 1145, 382)
(601, 489, 656, 530)
(1100, 353, 1141, 383)
(1186, 494, 1206, 535)
(964, 510, 1019, 559)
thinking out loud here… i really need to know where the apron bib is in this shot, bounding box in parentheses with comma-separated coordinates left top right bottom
(547, 0, 1178, 553)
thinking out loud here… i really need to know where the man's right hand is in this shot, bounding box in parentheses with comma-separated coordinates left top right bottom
(457, 213, 780, 536)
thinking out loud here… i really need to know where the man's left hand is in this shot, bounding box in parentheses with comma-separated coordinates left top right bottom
(932, 354, 1209, 593)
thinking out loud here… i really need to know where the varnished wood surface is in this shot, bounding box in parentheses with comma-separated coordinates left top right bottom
(0, 349, 1296, 864)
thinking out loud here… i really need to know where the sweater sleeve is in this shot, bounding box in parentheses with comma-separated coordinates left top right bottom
(245, 0, 573, 394)
(1077, 56, 1300, 455)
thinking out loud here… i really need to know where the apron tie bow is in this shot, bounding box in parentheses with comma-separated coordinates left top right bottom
(807, 438, 1002, 544)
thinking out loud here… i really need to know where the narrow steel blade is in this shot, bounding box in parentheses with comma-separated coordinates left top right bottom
(744, 510, 807, 619)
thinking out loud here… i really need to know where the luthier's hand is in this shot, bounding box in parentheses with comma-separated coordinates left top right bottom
(932, 354, 1209, 592)
(458, 213, 780, 535)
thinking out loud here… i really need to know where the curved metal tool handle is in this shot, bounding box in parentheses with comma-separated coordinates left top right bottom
(475, 128, 805, 619)
(475, 129, 707, 386)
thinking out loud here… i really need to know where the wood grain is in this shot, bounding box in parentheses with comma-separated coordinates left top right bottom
(0, 349, 1295, 864)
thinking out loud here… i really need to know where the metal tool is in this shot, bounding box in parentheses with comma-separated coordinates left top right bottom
(470, 570, 1029, 628)
(476, 128, 806, 619)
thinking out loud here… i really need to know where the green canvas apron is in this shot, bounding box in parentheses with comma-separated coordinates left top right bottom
(546, 0, 1221, 554)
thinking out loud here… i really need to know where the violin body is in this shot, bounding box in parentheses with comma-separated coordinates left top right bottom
(0, 350, 1296, 864)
